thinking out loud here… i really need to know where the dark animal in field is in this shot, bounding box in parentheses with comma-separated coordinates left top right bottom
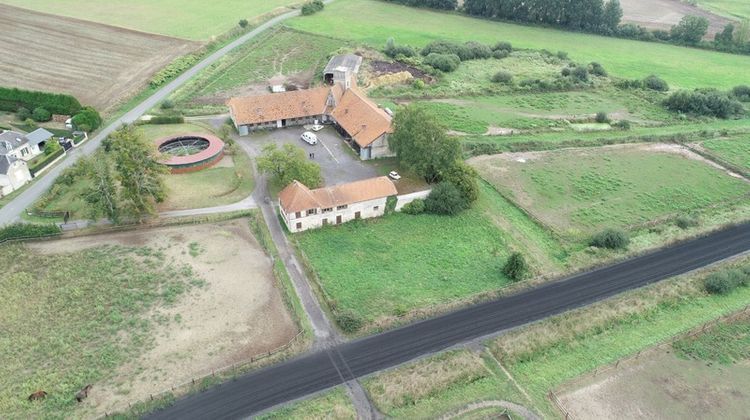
(28, 390, 47, 401)
(75, 384, 92, 402)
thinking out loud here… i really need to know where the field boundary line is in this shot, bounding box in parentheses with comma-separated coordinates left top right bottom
(484, 348, 534, 404)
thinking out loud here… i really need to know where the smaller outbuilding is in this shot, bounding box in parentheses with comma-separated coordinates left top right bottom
(0, 154, 32, 197)
(323, 54, 362, 84)
(279, 176, 398, 233)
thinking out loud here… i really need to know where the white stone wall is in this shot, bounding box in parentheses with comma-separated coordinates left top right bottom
(281, 196, 390, 233)
(0, 161, 32, 197)
(395, 189, 431, 211)
(368, 134, 394, 159)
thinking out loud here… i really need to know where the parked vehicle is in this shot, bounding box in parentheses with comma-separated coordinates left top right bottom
(388, 171, 401, 180)
(301, 131, 318, 145)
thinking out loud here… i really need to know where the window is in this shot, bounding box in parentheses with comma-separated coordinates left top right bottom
(337, 204, 348, 210)
(373, 206, 380, 211)
(322, 207, 333, 213)
(323, 219, 329, 226)
(295, 211, 301, 219)
(307, 209, 317, 216)
(296, 222, 302, 230)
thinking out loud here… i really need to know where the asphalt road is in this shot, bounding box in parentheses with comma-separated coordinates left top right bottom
(147, 222, 750, 419)
(0, 8, 304, 226)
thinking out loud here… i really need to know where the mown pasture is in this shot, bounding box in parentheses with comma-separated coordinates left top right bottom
(701, 136, 750, 173)
(286, 0, 750, 89)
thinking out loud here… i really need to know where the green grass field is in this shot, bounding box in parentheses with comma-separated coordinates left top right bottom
(0, 0, 298, 40)
(286, 0, 750, 89)
(0, 243, 202, 418)
(296, 182, 564, 327)
(701, 135, 750, 172)
(697, 0, 750, 19)
(257, 387, 355, 420)
(171, 28, 345, 114)
(471, 145, 750, 236)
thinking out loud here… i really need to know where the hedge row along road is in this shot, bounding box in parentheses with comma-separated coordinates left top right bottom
(147, 222, 750, 419)
(0, 3, 331, 226)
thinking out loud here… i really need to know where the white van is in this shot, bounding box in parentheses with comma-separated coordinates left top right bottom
(301, 131, 318, 145)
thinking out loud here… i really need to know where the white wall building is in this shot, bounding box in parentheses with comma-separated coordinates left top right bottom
(0, 155, 32, 197)
(279, 176, 399, 233)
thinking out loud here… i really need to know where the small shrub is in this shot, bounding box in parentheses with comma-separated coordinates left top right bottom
(425, 182, 469, 215)
(561, 68, 571, 77)
(675, 215, 699, 229)
(732, 85, 750, 102)
(571, 66, 589, 82)
(503, 252, 528, 281)
(595, 112, 609, 123)
(335, 310, 363, 333)
(384, 37, 417, 58)
(238, 19, 249, 28)
(704, 271, 743, 295)
(612, 120, 631, 130)
(401, 198, 426, 215)
(160, 100, 174, 109)
(491, 71, 513, 84)
(301, 0, 325, 15)
(16, 107, 31, 121)
(556, 51, 569, 60)
(492, 41, 512, 52)
(423, 53, 461, 72)
(589, 62, 607, 77)
(590, 228, 630, 250)
(643, 75, 669, 92)
(492, 49, 510, 59)
(31, 107, 51, 122)
(412, 79, 425, 89)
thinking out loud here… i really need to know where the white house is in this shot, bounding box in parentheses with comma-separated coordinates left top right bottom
(279, 176, 398, 233)
(0, 154, 32, 197)
(0, 128, 51, 161)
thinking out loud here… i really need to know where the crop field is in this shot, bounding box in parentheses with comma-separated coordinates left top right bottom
(490, 258, 750, 418)
(0, 4, 196, 112)
(170, 28, 345, 114)
(697, 0, 750, 20)
(619, 0, 732, 36)
(701, 136, 750, 173)
(286, 0, 750, 89)
(296, 182, 565, 329)
(558, 314, 750, 419)
(0, 0, 298, 41)
(470, 144, 750, 236)
(0, 220, 299, 417)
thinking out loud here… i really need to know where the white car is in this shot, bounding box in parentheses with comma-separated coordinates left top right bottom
(388, 171, 401, 180)
(300, 131, 318, 145)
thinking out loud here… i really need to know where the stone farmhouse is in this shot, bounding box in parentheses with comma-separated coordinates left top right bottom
(0, 128, 54, 196)
(228, 55, 394, 160)
(0, 155, 31, 197)
(279, 176, 398, 233)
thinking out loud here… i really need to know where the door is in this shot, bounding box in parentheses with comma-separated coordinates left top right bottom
(336, 215, 342, 224)
(355, 211, 361, 219)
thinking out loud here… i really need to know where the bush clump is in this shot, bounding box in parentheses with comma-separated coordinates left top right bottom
(590, 228, 630, 250)
(16, 107, 31, 121)
(643, 75, 670, 92)
(71, 106, 102, 132)
(664, 90, 744, 119)
(595, 111, 609, 123)
(704, 268, 749, 295)
(491, 71, 513, 84)
(335, 310, 363, 333)
(148, 115, 185, 125)
(384, 37, 417, 58)
(675, 215, 700, 229)
(589, 62, 607, 77)
(238, 19, 249, 28)
(732, 85, 750, 102)
(401, 198, 426, 215)
(301, 0, 325, 15)
(503, 252, 528, 281)
(492, 41, 512, 53)
(423, 53, 461, 72)
(424, 182, 469, 215)
(31, 107, 51, 122)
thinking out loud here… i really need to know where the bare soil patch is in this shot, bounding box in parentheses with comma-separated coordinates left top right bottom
(620, 0, 734, 37)
(29, 219, 298, 415)
(557, 350, 750, 419)
(0, 4, 197, 112)
(369, 60, 433, 81)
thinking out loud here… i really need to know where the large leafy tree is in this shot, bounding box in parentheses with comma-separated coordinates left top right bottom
(389, 106, 461, 183)
(601, 0, 623, 33)
(670, 15, 709, 45)
(83, 155, 121, 223)
(257, 143, 322, 188)
(108, 126, 168, 220)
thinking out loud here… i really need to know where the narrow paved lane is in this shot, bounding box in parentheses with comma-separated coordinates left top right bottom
(0, 7, 306, 226)
(147, 222, 750, 419)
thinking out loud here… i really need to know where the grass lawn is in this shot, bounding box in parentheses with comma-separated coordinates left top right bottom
(171, 28, 345, 114)
(296, 183, 564, 326)
(497, 271, 750, 418)
(286, 0, 750, 89)
(470, 145, 750, 236)
(701, 135, 750, 172)
(363, 350, 526, 418)
(0, 0, 299, 40)
(256, 386, 355, 420)
(698, 0, 750, 19)
(0, 243, 202, 418)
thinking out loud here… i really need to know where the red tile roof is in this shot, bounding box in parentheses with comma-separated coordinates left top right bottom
(279, 177, 398, 214)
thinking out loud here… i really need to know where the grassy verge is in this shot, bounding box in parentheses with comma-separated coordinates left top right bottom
(491, 256, 750, 418)
(0, 243, 203, 418)
(700, 134, 750, 173)
(673, 312, 750, 364)
(256, 386, 355, 420)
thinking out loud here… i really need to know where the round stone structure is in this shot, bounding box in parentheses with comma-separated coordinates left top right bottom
(155, 133, 225, 173)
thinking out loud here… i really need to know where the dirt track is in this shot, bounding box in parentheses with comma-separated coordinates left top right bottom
(0, 4, 197, 112)
(620, 0, 733, 37)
